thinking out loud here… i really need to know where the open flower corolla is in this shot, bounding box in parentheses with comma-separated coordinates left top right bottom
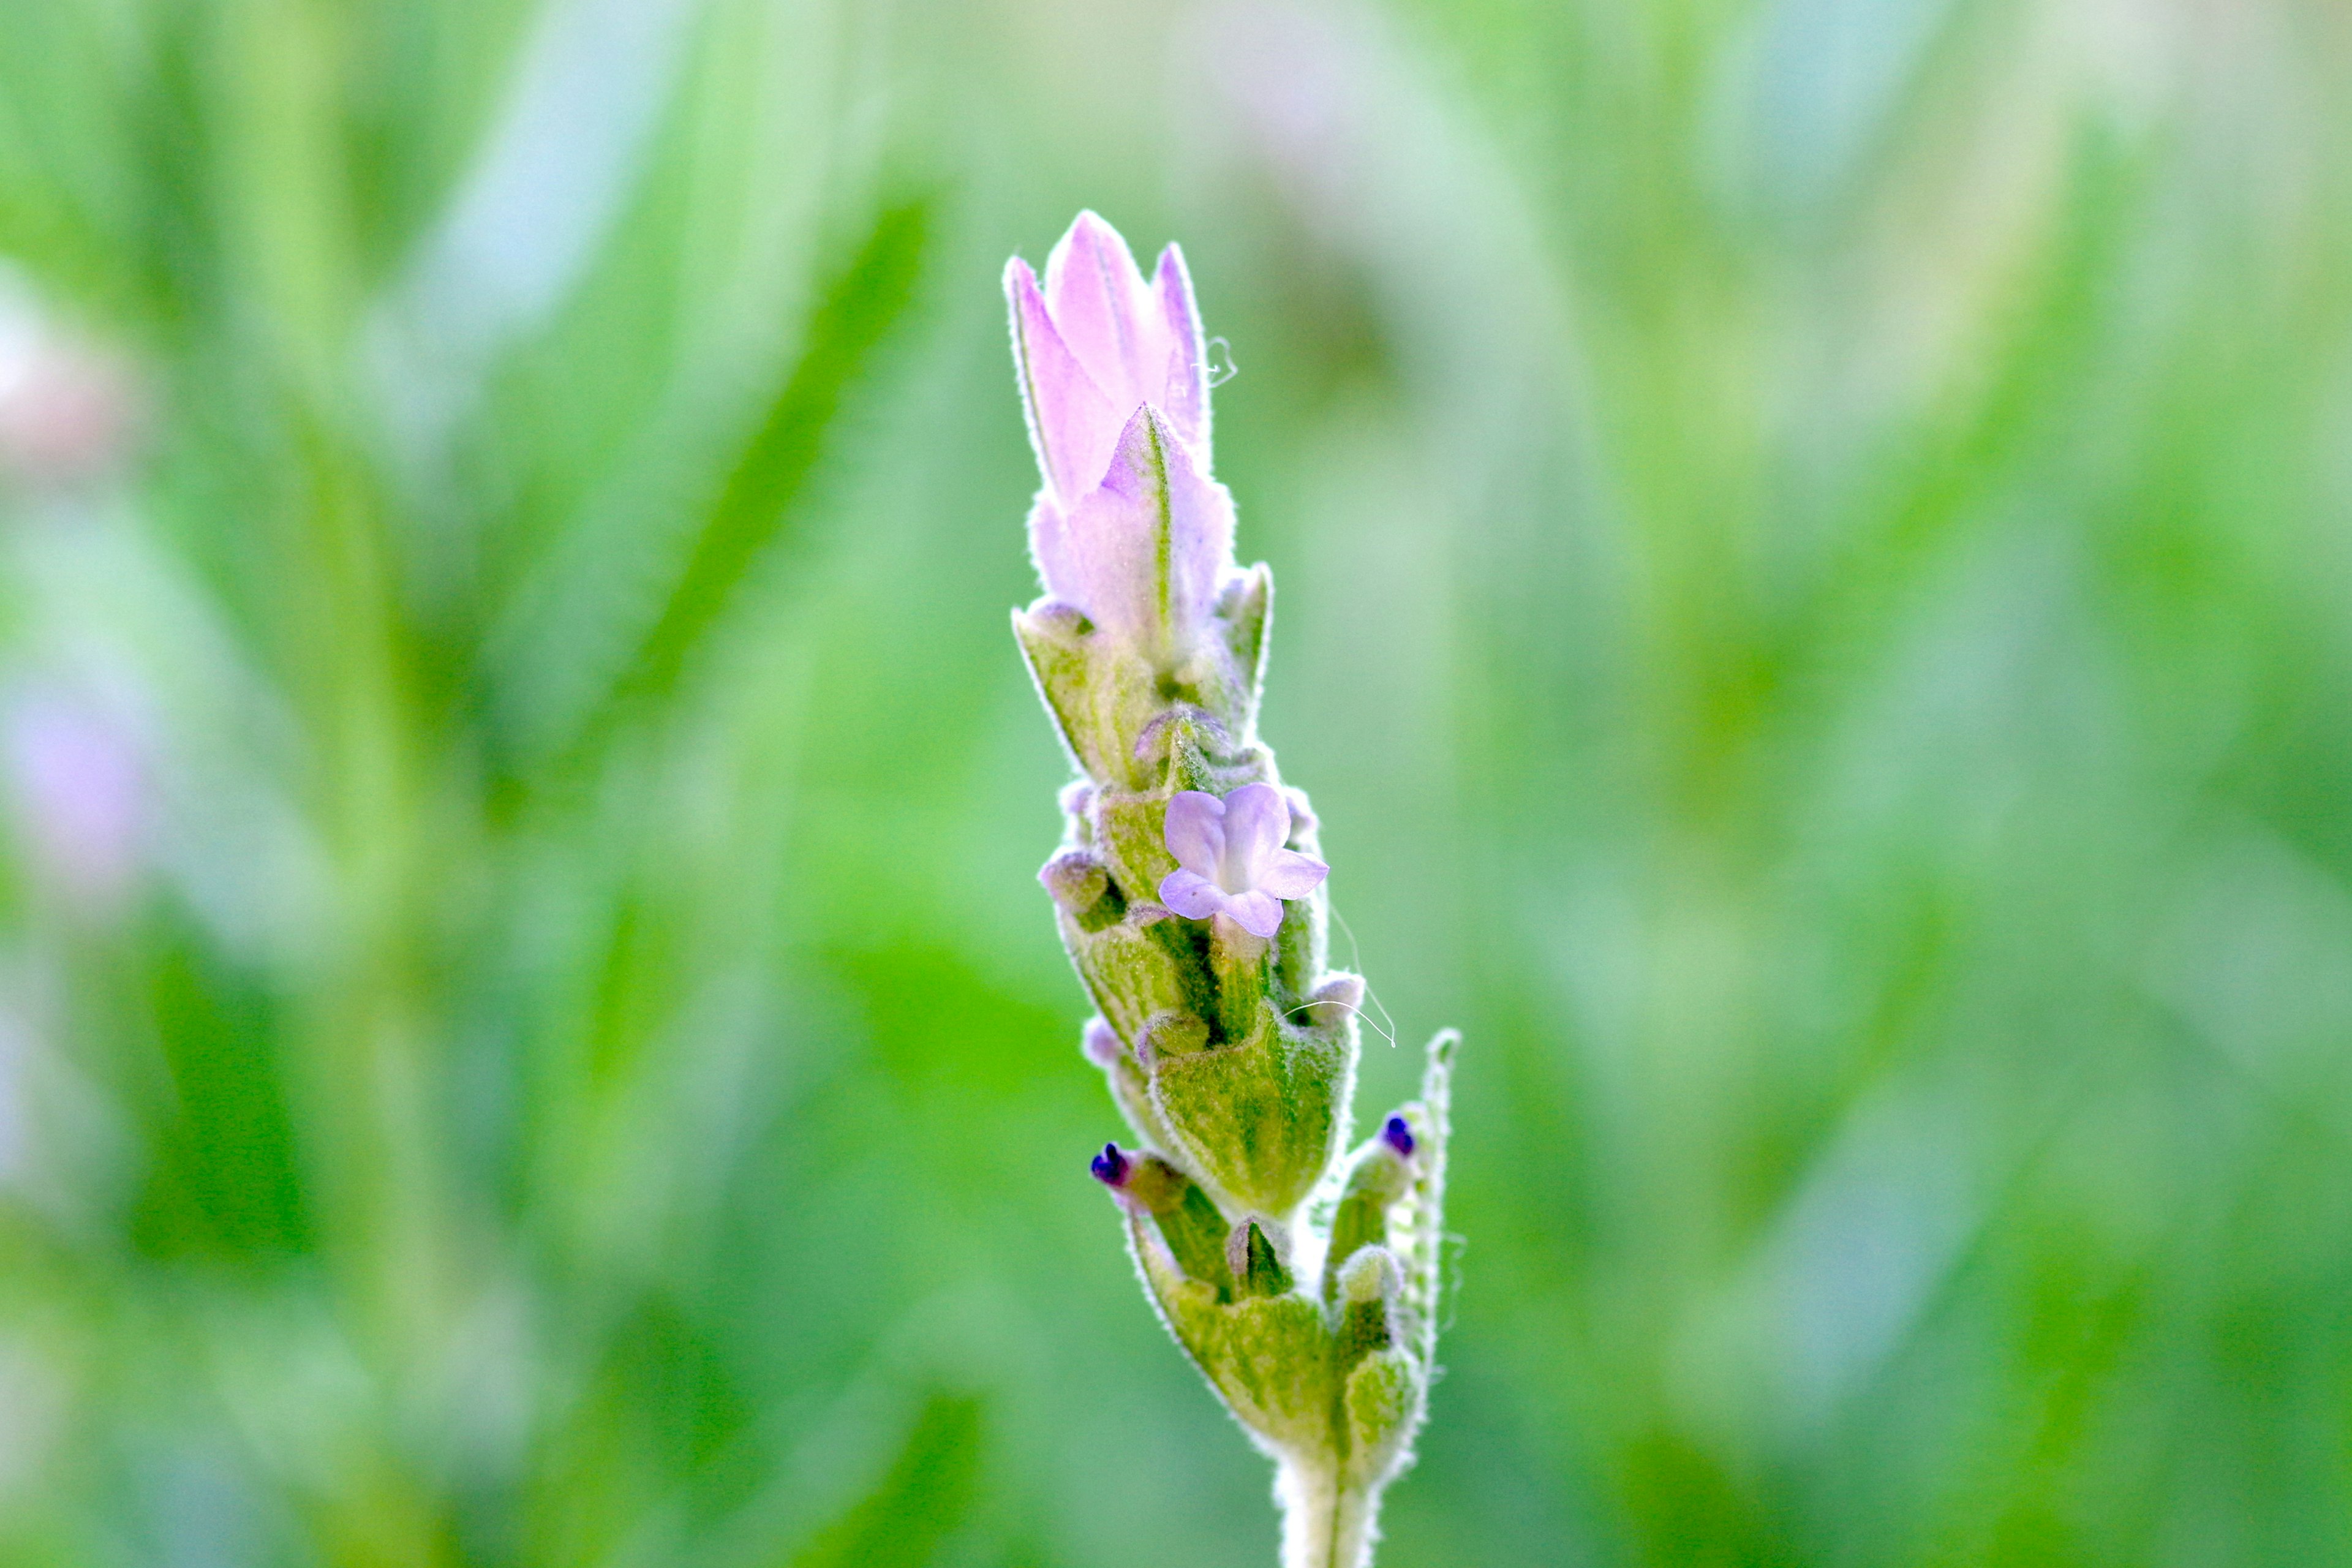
(1158, 783, 1328, 939)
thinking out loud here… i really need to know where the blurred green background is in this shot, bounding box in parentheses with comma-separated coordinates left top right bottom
(1, 0, 2350, 1562)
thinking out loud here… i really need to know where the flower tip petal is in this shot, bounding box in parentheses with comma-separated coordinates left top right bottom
(1152, 244, 1202, 339)
(1153, 244, 1199, 335)
(1219, 782, 1291, 866)
(1011, 279, 1120, 507)
(1259, 848, 1329, 900)
(1227, 890, 1284, 938)
(1025, 493, 1085, 612)
(1060, 209, 1138, 268)
(1161, 791, 1226, 873)
(1046, 211, 1148, 314)
(1158, 867, 1224, 920)
(1152, 244, 1211, 448)
(1045, 211, 1163, 416)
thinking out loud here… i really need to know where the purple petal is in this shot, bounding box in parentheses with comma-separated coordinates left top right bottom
(1152, 244, 1210, 455)
(1218, 783, 1290, 885)
(1226, 889, 1285, 939)
(1163, 791, 1226, 875)
(1025, 493, 1084, 612)
(1081, 1017, 1124, 1069)
(1060, 407, 1235, 642)
(1006, 257, 1121, 504)
(1042, 212, 1165, 418)
(1257, 848, 1328, 900)
(1381, 1115, 1415, 1158)
(1158, 867, 1226, 920)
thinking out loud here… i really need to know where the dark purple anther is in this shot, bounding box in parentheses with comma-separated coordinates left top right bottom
(1381, 1115, 1415, 1158)
(1090, 1142, 1131, 1187)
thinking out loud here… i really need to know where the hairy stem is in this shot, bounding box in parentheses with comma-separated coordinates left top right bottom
(1277, 1462, 1379, 1568)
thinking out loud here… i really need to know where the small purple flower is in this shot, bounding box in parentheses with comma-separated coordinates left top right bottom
(1157, 782, 1328, 940)
(5, 689, 143, 906)
(1090, 1141, 1133, 1188)
(1006, 213, 1235, 647)
(1381, 1115, 1415, 1158)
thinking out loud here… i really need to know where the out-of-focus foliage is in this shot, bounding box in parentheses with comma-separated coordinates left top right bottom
(1, 0, 2349, 1563)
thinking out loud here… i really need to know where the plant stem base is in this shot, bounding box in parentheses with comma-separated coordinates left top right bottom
(1278, 1462, 1379, 1568)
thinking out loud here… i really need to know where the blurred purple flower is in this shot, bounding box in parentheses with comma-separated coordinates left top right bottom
(1006, 213, 1234, 646)
(1158, 782, 1326, 939)
(4, 691, 142, 907)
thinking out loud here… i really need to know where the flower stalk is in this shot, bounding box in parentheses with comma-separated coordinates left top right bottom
(1006, 211, 1457, 1567)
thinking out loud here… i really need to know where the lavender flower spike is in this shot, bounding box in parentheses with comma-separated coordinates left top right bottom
(1159, 783, 1328, 938)
(1009, 214, 1457, 1568)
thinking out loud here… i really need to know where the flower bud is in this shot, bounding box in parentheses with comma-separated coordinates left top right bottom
(1088, 1140, 1129, 1186)
(1380, 1114, 1415, 1158)
(1133, 706, 1229, 775)
(1091, 1142, 1231, 1292)
(1038, 848, 1110, 916)
(1333, 1244, 1401, 1370)
(1305, 972, 1365, 1031)
(1137, 1008, 1208, 1065)
(1321, 1117, 1413, 1307)
(1080, 1016, 1125, 1070)
(1336, 1242, 1401, 1308)
(1283, 786, 1318, 840)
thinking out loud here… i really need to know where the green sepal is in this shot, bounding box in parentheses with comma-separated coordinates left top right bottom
(1321, 1141, 1411, 1309)
(1330, 1245, 1399, 1373)
(1060, 913, 1204, 1051)
(1012, 566, 1274, 793)
(1096, 1044, 1177, 1159)
(1208, 918, 1273, 1041)
(1271, 875, 1327, 1011)
(1151, 997, 1354, 1218)
(1340, 1348, 1422, 1490)
(1117, 1158, 1235, 1295)
(1213, 562, 1272, 736)
(1139, 1009, 1210, 1060)
(1133, 1209, 1332, 1456)
(1011, 604, 1164, 790)
(1039, 848, 1123, 932)
(1093, 788, 1185, 913)
(1227, 1216, 1294, 1299)
(1389, 1031, 1457, 1365)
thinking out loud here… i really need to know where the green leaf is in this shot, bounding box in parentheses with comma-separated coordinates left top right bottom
(548, 192, 932, 769)
(782, 1393, 984, 1568)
